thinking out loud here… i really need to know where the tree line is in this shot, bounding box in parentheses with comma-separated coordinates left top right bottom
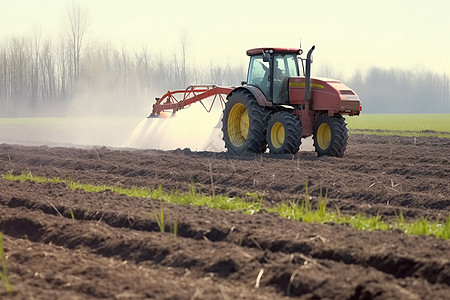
(0, 35, 245, 116)
(346, 68, 449, 114)
(0, 4, 245, 117)
(1, 32, 448, 116)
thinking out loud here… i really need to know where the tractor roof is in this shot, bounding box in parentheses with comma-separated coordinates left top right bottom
(246, 47, 303, 56)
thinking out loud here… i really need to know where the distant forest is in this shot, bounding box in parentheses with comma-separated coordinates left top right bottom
(0, 6, 448, 116)
(345, 68, 449, 114)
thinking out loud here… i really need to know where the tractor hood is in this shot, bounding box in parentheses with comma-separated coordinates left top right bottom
(288, 77, 361, 116)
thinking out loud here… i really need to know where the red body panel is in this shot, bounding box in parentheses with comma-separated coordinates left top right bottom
(289, 77, 360, 117)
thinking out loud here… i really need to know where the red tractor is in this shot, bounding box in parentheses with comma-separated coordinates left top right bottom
(149, 46, 361, 157)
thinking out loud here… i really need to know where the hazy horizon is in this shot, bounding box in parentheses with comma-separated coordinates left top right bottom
(1, 0, 449, 78)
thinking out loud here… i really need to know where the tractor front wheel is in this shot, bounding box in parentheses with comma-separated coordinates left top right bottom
(267, 111, 302, 154)
(222, 89, 269, 154)
(313, 114, 348, 157)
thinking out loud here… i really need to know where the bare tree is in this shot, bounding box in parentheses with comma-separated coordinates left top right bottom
(180, 30, 190, 87)
(318, 62, 343, 80)
(29, 29, 42, 108)
(135, 46, 152, 96)
(40, 41, 57, 103)
(64, 2, 88, 86)
(209, 60, 223, 85)
(56, 40, 69, 101)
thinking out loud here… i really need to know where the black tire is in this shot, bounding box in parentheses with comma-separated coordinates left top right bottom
(222, 89, 269, 154)
(313, 114, 348, 157)
(267, 111, 302, 154)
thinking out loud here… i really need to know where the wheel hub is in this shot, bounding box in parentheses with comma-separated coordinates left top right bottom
(317, 123, 331, 150)
(228, 103, 249, 147)
(270, 122, 285, 148)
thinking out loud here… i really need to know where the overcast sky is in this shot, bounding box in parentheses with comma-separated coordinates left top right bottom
(0, 0, 449, 78)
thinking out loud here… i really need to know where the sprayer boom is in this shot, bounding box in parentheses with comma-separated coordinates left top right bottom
(148, 84, 233, 118)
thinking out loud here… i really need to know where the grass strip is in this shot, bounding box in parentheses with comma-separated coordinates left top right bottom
(2, 172, 261, 215)
(267, 199, 450, 239)
(269, 201, 450, 239)
(2, 172, 449, 239)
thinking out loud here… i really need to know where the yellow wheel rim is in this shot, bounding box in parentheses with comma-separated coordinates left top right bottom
(270, 122, 285, 148)
(317, 123, 331, 150)
(228, 103, 249, 147)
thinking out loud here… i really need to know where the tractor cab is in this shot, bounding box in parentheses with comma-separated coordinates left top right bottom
(246, 48, 302, 104)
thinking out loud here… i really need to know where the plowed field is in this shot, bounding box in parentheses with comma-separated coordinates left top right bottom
(0, 134, 449, 299)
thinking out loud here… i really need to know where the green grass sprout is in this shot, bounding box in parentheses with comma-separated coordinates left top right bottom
(0, 233, 14, 294)
(153, 204, 165, 233)
(173, 219, 178, 237)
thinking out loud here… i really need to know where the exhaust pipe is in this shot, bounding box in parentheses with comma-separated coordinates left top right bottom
(304, 45, 315, 102)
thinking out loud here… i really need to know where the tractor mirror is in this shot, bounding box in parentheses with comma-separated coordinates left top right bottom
(262, 51, 270, 62)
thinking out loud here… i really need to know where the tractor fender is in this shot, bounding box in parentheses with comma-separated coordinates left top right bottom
(228, 86, 272, 107)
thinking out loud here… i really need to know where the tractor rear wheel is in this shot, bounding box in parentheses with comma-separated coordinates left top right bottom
(313, 114, 348, 157)
(222, 89, 269, 154)
(267, 111, 302, 154)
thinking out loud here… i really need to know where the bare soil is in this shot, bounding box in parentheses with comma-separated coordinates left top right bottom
(0, 134, 449, 299)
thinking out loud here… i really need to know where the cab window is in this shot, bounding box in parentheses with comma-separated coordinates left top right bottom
(285, 55, 299, 77)
(247, 55, 270, 99)
(273, 54, 299, 104)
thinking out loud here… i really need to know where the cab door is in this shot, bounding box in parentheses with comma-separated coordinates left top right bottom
(247, 55, 271, 100)
(272, 54, 300, 104)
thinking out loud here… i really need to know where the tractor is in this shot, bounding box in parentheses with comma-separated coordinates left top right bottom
(149, 46, 361, 157)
